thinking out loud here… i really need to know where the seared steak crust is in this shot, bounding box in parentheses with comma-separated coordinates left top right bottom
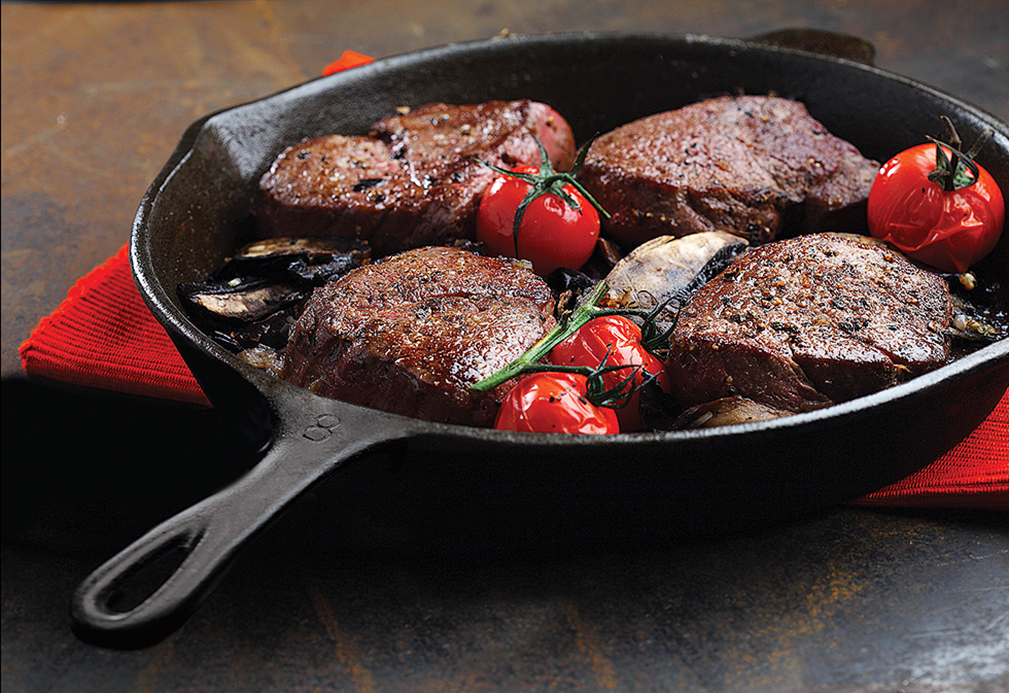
(281, 246, 556, 426)
(258, 100, 576, 256)
(580, 95, 878, 248)
(665, 234, 952, 413)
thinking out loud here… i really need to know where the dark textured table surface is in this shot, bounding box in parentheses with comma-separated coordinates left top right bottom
(2, 2, 1007, 691)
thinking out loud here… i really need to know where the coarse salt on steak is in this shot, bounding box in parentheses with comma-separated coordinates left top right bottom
(280, 246, 557, 426)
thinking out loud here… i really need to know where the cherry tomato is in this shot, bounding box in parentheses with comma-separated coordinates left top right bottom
(867, 141, 1004, 273)
(548, 315, 669, 432)
(477, 165, 600, 276)
(493, 372, 619, 435)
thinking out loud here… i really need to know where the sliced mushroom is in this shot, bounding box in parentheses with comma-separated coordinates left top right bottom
(604, 231, 749, 322)
(673, 396, 791, 429)
(948, 294, 1005, 343)
(221, 236, 371, 285)
(184, 281, 305, 323)
(179, 236, 370, 350)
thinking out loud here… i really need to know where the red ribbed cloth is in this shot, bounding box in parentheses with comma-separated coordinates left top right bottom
(16, 51, 1008, 509)
(19, 245, 211, 407)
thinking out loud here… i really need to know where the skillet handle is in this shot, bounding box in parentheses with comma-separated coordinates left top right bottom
(69, 397, 413, 649)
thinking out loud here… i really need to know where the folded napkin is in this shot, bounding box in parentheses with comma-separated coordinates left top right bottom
(17, 51, 1008, 509)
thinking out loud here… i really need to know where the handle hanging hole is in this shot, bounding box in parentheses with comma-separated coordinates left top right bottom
(103, 539, 194, 614)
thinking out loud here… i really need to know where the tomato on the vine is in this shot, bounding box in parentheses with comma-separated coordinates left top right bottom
(548, 315, 669, 432)
(493, 372, 620, 435)
(477, 165, 600, 276)
(474, 137, 608, 277)
(867, 120, 1004, 274)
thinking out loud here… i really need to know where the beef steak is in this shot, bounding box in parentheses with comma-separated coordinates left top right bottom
(258, 100, 576, 256)
(579, 95, 879, 249)
(281, 246, 557, 426)
(664, 234, 952, 414)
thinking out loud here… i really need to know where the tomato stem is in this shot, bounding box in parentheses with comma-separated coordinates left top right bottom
(470, 280, 677, 393)
(926, 116, 992, 192)
(470, 280, 612, 392)
(500, 360, 652, 409)
(586, 360, 662, 410)
(473, 136, 610, 257)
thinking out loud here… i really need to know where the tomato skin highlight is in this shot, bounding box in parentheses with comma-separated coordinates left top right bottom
(867, 143, 1004, 273)
(493, 372, 619, 435)
(548, 316, 668, 432)
(476, 166, 600, 276)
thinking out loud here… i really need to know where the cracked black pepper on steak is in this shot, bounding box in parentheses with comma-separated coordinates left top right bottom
(664, 233, 953, 414)
(257, 100, 576, 257)
(579, 95, 879, 249)
(280, 246, 557, 427)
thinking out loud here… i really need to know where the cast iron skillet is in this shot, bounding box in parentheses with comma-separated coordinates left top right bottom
(71, 31, 1009, 649)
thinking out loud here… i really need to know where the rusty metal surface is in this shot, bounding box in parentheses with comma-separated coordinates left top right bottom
(3, 1, 1008, 690)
